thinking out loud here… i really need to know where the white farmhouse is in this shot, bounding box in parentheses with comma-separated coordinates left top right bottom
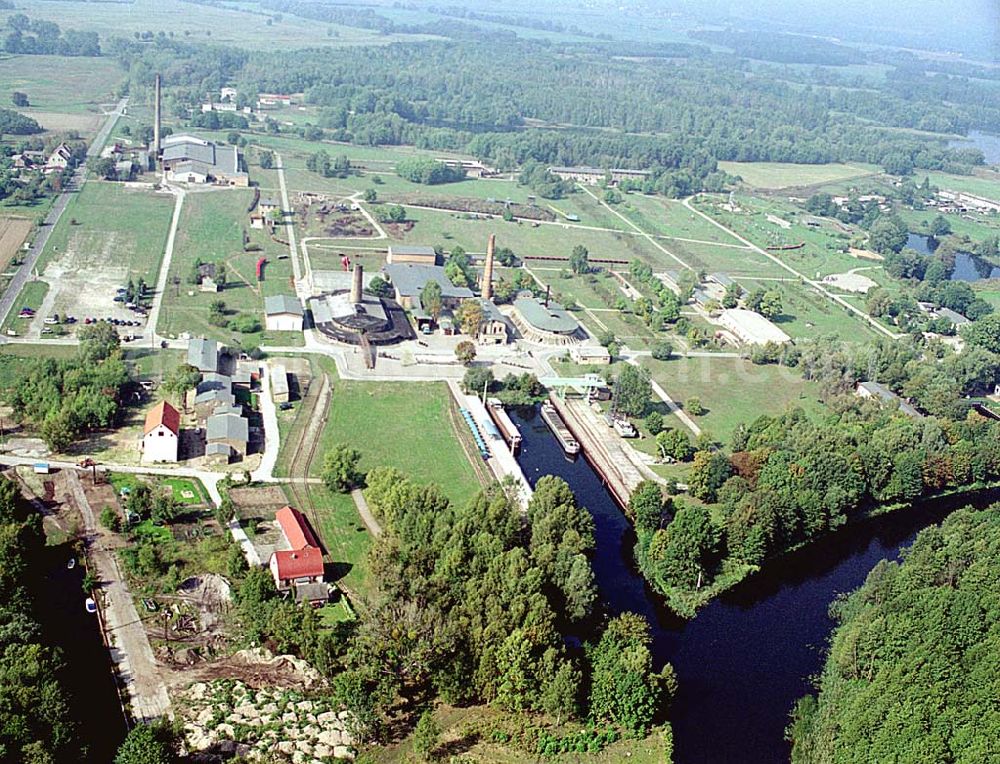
(264, 294, 304, 332)
(142, 401, 180, 463)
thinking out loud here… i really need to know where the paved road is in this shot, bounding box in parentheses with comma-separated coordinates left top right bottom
(0, 97, 128, 329)
(63, 469, 172, 723)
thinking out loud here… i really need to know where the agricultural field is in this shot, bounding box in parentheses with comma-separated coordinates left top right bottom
(305, 371, 483, 508)
(718, 161, 879, 190)
(0, 54, 123, 135)
(157, 188, 302, 346)
(0, 217, 32, 273)
(640, 356, 828, 446)
(5, 0, 442, 50)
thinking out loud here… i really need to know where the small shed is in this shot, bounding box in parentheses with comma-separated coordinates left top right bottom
(270, 364, 290, 403)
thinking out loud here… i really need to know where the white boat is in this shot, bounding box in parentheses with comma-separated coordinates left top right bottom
(66, 558, 75, 570)
(85, 597, 97, 614)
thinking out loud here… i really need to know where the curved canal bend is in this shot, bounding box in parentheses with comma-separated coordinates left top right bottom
(509, 407, 998, 763)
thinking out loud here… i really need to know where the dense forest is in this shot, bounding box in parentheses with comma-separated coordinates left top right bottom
(0, 477, 80, 762)
(103, 28, 996, 196)
(789, 506, 1000, 762)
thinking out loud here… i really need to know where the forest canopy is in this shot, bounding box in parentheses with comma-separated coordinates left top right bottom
(789, 506, 1000, 763)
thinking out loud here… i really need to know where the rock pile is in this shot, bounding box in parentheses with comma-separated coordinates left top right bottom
(181, 679, 356, 762)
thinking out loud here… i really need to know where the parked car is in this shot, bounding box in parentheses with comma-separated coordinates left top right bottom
(279, 402, 293, 411)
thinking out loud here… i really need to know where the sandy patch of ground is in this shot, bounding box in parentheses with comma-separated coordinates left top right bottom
(29, 229, 143, 336)
(821, 270, 878, 294)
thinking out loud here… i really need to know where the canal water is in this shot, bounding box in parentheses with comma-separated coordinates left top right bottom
(37, 545, 128, 761)
(509, 406, 999, 763)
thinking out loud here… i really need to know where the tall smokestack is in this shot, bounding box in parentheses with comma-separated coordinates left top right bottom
(153, 73, 161, 170)
(351, 263, 363, 304)
(545, 284, 551, 308)
(482, 234, 495, 301)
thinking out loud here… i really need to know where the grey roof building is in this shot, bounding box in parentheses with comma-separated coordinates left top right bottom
(160, 134, 247, 185)
(188, 338, 219, 373)
(512, 297, 580, 335)
(206, 410, 249, 445)
(856, 381, 923, 419)
(194, 387, 235, 408)
(936, 307, 970, 326)
(265, 294, 304, 317)
(383, 263, 474, 307)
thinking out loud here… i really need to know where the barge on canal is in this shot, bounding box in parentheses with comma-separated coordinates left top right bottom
(486, 397, 522, 452)
(541, 400, 580, 456)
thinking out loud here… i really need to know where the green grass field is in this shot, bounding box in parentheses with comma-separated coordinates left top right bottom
(310, 373, 483, 508)
(1, 281, 47, 334)
(157, 188, 302, 346)
(0, 53, 122, 112)
(718, 161, 878, 190)
(5, 0, 441, 50)
(36, 181, 175, 281)
(920, 171, 1000, 200)
(640, 356, 828, 445)
(618, 194, 745, 245)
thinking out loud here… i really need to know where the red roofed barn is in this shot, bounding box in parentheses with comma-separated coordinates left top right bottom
(269, 506, 326, 601)
(142, 401, 180, 463)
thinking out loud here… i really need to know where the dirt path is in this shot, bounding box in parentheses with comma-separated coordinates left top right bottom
(65, 469, 172, 722)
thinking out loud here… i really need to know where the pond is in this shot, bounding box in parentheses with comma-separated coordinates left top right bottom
(948, 130, 1000, 165)
(510, 405, 999, 763)
(907, 234, 999, 282)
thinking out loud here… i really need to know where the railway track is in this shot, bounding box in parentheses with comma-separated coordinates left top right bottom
(285, 373, 331, 553)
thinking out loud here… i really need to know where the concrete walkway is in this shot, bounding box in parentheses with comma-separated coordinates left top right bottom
(274, 154, 304, 293)
(64, 469, 172, 723)
(447, 380, 533, 509)
(350, 489, 381, 537)
(146, 185, 186, 341)
(252, 360, 280, 482)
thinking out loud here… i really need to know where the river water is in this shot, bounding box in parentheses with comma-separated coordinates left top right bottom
(948, 130, 1000, 165)
(906, 234, 1000, 282)
(509, 406, 998, 763)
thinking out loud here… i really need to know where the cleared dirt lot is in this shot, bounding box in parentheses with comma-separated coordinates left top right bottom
(28, 231, 142, 336)
(0, 217, 32, 272)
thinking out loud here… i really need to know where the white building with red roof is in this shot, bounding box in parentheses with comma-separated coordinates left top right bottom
(142, 401, 180, 463)
(268, 506, 325, 596)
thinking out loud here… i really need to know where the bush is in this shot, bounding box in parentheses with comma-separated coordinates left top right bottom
(645, 411, 664, 436)
(651, 340, 673, 361)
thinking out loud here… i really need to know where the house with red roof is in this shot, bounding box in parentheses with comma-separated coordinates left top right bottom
(142, 401, 180, 463)
(268, 506, 326, 601)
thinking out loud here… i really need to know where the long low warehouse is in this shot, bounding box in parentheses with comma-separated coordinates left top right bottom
(718, 308, 791, 346)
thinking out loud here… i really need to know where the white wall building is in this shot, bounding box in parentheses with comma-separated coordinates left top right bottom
(718, 309, 791, 346)
(142, 401, 180, 463)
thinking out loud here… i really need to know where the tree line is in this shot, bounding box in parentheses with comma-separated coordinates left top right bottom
(3, 15, 100, 56)
(0, 477, 81, 761)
